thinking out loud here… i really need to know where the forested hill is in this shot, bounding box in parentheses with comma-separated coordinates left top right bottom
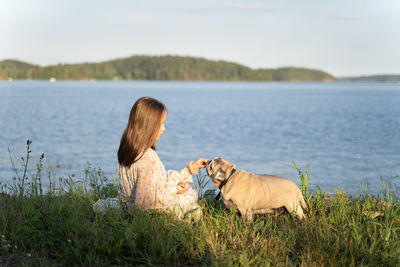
(340, 75, 400, 82)
(0, 55, 337, 82)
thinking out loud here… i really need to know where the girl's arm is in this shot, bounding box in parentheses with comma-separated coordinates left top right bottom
(166, 158, 208, 184)
(166, 167, 193, 184)
(134, 150, 207, 208)
(134, 150, 190, 207)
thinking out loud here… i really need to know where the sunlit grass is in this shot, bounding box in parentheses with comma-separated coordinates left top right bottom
(1, 141, 399, 266)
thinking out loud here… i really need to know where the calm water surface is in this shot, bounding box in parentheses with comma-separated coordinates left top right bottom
(1, 81, 399, 194)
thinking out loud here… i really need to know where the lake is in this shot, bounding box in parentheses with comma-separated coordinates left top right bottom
(1, 81, 399, 195)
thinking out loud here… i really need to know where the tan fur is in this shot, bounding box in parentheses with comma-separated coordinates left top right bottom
(206, 158, 307, 221)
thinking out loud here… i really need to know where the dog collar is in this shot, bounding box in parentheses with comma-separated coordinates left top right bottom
(218, 169, 237, 190)
(215, 169, 237, 201)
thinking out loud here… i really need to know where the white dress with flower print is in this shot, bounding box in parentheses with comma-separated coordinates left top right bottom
(118, 148, 202, 220)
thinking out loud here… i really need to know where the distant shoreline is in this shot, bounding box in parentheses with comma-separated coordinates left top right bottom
(0, 55, 337, 82)
(2, 56, 398, 82)
(339, 75, 400, 82)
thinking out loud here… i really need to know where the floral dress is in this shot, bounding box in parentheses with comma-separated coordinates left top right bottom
(118, 148, 202, 220)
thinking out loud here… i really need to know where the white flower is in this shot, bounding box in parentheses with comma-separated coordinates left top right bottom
(67, 239, 71, 243)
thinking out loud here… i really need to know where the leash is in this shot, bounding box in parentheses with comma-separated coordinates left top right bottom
(215, 169, 236, 201)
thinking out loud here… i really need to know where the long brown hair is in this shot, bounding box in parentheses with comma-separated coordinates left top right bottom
(118, 97, 166, 167)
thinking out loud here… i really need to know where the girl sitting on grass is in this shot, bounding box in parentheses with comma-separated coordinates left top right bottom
(117, 96, 207, 220)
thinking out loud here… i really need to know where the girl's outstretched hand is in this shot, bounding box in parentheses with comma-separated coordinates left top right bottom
(188, 158, 208, 175)
(194, 158, 208, 169)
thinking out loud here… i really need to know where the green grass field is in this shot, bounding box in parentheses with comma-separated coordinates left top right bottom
(1, 141, 399, 266)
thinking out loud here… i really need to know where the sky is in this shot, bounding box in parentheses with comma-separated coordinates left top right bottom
(1, 0, 399, 77)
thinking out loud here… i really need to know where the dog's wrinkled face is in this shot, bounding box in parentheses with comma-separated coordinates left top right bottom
(206, 158, 236, 188)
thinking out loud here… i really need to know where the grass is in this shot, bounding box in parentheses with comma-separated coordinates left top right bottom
(1, 141, 400, 266)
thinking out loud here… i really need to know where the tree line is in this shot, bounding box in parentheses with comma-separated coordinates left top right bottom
(0, 55, 337, 82)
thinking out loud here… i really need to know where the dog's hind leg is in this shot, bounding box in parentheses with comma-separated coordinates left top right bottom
(284, 202, 306, 220)
(299, 194, 308, 212)
(238, 207, 253, 221)
(295, 207, 306, 220)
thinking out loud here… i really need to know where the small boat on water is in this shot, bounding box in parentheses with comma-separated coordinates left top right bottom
(49, 77, 56, 82)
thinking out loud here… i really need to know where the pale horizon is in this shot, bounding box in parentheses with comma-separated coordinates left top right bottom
(1, 0, 399, 77)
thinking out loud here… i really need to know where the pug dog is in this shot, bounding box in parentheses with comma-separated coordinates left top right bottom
(206, 158, 308, 221)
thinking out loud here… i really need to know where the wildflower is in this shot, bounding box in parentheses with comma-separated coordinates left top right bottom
(68, 239, 71, 243)
(27, 253, 31, 257)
